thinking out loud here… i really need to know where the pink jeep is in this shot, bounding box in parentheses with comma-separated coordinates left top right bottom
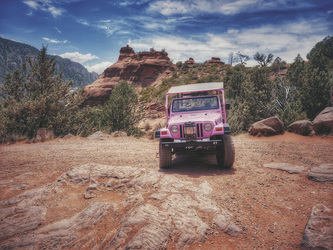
(155, 82, 235, 169)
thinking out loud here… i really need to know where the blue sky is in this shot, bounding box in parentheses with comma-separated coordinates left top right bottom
(1, 0, 332, 74)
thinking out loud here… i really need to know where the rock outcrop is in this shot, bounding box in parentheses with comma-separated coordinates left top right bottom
(308, 163, 333, 183)
(0, 163, 241, 249)
(263, 163, 306, 174)
(248, 116, 284, 136)
(83, 46, 175, 106)
(185, 57, 196, 67)
(206, 57, 224, 65)
(287, 120, 313, 136)
(300, 204, 333, 249)
(312, 107, 333, 134)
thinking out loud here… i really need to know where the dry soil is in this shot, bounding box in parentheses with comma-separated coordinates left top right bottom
(0, 132, 332, 249)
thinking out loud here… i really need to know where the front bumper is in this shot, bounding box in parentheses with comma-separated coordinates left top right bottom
(161, 139, 222, 148)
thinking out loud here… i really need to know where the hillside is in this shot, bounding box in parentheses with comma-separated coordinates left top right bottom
(0, 37, 98, 88)
(83, 45, 230, 106)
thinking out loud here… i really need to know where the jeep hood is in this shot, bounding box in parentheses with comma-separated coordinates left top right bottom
(169, 112, 222, 124)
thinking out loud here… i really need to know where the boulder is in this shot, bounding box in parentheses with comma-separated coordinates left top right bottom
(300, 204, 333, 249)
(63, 133, 74, 139)
(248, 116, 284, 136)
(111, 131, 127, 137)
(287, 120, 313, 136)
(263, 163, 306, 174)
(205, 57, 224, 65)
(307, 163, 333, 183)
(34, 128, 54, 142)
(185, 57, 196, 67)
(313, 107, 333, 134)
(87, 131, 105, 140)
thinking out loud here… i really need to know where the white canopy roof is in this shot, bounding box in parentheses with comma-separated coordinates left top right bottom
(167, 82, 224, 95)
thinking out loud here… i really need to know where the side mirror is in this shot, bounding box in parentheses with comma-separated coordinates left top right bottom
(225, 103, 231, 110)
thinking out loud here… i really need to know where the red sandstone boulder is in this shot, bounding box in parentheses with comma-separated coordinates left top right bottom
(185, 58, 195, 66)
(287, 120, 313, 136)
(83, 46, 175, 106)
(301, 204, 333, 249)
(248, 116, 284, 136)
(206, 57, 224, 65)
(312, 107, 333, 134)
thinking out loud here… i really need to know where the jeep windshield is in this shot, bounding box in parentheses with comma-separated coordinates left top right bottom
(171, 96, 219, 113)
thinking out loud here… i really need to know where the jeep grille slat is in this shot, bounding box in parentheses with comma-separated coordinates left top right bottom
(177, 122, 206, 139)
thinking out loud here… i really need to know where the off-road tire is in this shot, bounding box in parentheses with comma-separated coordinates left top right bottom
(216, 135, 235, 168)
(159, 140, 172, 169)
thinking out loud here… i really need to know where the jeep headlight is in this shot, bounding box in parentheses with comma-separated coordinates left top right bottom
(170, 125, 179, 133)
(204, 123, 212, 132)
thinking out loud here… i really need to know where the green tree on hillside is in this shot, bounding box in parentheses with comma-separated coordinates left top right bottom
(0, 46, 76, 140)
(286, 54, 305, 91)
(286, 37, 333, 120)
(253, 52, 274, 67)
(248, 66, 273, 121)
(301, 50, 332, 119)
(225, 64, 247, 99)
(101, 80, 143, 135)
(271, 57, 287, 73)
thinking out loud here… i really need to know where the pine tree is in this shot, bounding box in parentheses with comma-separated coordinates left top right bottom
(102, 81, 143, 134)
(0, 46, 74, 139)
(247, 66, 273, 121)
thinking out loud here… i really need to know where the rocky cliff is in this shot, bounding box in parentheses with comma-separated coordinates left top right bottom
(83, 46, 175, 106)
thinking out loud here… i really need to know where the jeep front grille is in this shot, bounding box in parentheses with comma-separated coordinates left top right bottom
(179, 123, 204, 139)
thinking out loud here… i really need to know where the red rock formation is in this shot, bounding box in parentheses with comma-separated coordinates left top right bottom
(205, 57, 224, 65)
(185, 58, 195, 67)
(83, 46, 175, 106)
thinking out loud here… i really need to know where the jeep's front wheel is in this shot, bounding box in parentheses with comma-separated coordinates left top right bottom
(216, 135, 235, 168)
(159, 140, 172, 169)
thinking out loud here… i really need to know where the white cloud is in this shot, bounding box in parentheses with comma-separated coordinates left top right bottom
(77, 19, 90, 26)
(100, 19, 112, 23)
(54, 27, 62, 34)
(94, 19, 128, 36)
(148, 0, 315, 16)
(42, 37, 69, 44)
(148, 0, 188, 15)
(129, 18, 328, 65)
(220, 0, 259, 15)
(59, 52, 99, 64)
(48, 5, 63, 17)
(23, 0, 64, 17)
(119, 0, 151, 7)
(85, 61, 113, 74)
(23, 0, 39, 9)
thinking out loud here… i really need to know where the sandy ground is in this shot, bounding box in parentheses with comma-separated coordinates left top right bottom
(0, 132, 332, 249)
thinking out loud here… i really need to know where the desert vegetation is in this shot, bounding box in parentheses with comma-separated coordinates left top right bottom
(0, 46, 143, 142)
(0, 36, 332, 142)
(140, 36, 333, 134)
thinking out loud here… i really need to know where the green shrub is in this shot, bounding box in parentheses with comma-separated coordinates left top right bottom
(278, 100, 308, 127)
(101, 81, 143, 135)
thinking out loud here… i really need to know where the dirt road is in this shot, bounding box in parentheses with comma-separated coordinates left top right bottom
(0, 133, 332, 249)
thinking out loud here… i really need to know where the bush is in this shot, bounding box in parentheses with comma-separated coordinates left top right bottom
(101, 80, 143, 135)
(0, 46, 98, 141)
(277, 100, 308, 127)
